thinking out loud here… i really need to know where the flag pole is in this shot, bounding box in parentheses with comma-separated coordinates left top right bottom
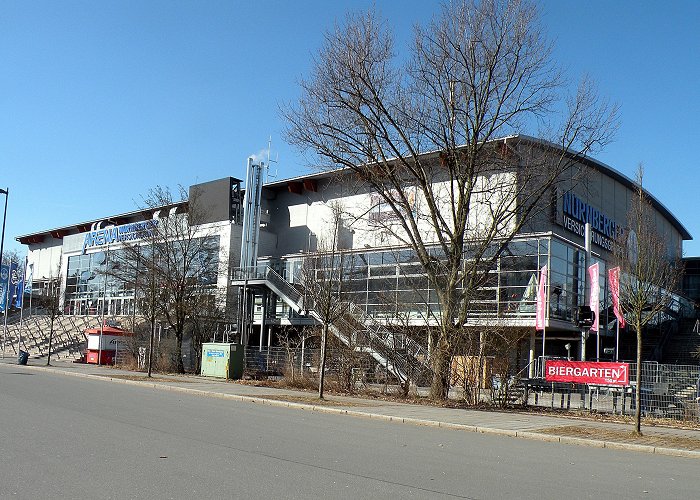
(535, 265, 548, 377)
(542, 266, 549, 364)
(98, 246, 109, 366)
(28, 269, 33, 317)
(19, 256, 27, 327)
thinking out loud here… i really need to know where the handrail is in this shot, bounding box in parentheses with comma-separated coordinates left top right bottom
(265, 267, 302, 305)
(328, 312, 408, 380)
(348, 303, 431, 369)
(255, 266, 432, 384)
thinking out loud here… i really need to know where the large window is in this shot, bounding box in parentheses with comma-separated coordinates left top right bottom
(281, 236, 559, 322)
(65, 249, 133, 316)
(272, 234, 613, 325)
(64, 235, 220, 316)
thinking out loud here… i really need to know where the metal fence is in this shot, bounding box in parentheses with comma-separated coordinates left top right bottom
(242, 346, 398, 386)
(112, 342, 700, 422)
(524, 360, 700, 422)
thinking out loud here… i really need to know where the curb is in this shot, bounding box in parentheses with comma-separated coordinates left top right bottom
(16, 362, 700, 459)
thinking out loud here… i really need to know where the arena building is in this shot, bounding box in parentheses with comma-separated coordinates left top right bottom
(16, 136, 695, 377)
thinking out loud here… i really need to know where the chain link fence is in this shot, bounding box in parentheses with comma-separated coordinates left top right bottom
(111, 340, 700, 423)
(524, 360, 700, 422)
(242, 346, 400, 387)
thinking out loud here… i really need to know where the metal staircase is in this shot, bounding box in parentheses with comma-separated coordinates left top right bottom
(261, 266, 432, 385)
(661, 318, 700, 365)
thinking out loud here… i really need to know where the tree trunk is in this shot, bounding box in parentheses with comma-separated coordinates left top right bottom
(318, 324, 329, 399)
(46, 317, 54, 366)
(476, 330, 487, 405)
(429, 332, 451, 400)
(148, 318, 155, 377)
(175, 331, 184, 373)
(634, 324, 643, 435)
(290, 350, 295, 382)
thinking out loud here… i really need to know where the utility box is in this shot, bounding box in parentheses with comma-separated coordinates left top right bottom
(201, 343, 244, 379)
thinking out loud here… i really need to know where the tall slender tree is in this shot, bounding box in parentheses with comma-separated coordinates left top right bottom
(45, 262, 63, 366)
(298, 203, 353, 399)
(614, 166, 682, 435)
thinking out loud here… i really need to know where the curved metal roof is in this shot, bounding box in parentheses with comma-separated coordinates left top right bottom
(265, 135, 692, 241)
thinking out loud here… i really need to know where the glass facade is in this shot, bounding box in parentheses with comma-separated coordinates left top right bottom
(64, 236, 220, 316)
(65, 249, 135, 316)
(267, 234, 607, 327)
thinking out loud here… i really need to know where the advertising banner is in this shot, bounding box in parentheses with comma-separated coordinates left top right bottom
(535, 265, 547, 330)
(86, 334, 123, 351)
(608, 266, 626, 328)
(24, 263, 33, 295)
(0, 263, 19, 312)
(13, 261, 25, 309)
(545, 360, 630, 386)
(0, 264, 7, 312)
(588, 262, 600, 332)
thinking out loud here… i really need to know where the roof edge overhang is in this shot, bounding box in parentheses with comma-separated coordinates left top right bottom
(17, 200, 188, 244)
(263, 135, 692, 241)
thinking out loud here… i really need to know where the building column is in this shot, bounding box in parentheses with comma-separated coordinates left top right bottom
(259, 290, 267, 350)
(528, 330, 535, 378)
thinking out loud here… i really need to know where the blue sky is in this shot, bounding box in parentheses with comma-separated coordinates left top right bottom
(1, 0, 699, 258)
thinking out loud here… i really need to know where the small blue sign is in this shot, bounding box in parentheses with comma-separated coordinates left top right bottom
(206, 350, 225, 358)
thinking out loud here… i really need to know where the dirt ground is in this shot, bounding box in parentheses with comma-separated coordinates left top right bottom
(246, 394, 373, 407)
(534, 425, 700, 450)
(95, 374, 197, 383)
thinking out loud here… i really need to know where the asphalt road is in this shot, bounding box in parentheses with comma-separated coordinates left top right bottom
(0, 363, 698, 499)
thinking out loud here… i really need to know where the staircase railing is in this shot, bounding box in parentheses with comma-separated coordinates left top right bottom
(1, 314, 90, 359)
(258, 265, 432, 384)
(325, 309, 408, 380)
(264, 267, 303, 309)
(347, 303, 431, 369)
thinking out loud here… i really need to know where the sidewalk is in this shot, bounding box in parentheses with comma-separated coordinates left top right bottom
(5, 355, 700, 459)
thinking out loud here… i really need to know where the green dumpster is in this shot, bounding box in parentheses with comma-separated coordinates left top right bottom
(201, 343, 244, 379)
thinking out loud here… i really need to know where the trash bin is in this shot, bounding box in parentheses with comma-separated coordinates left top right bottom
(17, 350, 29, 365)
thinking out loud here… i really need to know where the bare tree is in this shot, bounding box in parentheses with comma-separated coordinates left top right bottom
(112, 186, 224, 373)
(278, 327, 316, 383)
(44, 263, 63, 366)
(325, 332, 367, 393)
(108, 211, 163, 376)
(298, 203, 354, 399)
(285, 0, 618, 399)
(613, 166, 682, 435)
(449, 321, 529, 406)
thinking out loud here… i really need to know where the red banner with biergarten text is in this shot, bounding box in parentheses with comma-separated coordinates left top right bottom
(545, 360, 630, 386)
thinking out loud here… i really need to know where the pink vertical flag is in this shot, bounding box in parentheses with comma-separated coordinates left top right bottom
(588, 263, 600, 332)
(535, 265, 547, 330)
(608, 266, 626, 328)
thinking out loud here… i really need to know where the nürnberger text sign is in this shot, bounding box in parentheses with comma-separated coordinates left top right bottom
(561, 192, 621, 251)
(545, 360, 630, 386)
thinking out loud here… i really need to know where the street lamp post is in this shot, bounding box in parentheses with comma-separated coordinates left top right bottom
(0, 188, 7, 270)
(0, 188, 8, 358)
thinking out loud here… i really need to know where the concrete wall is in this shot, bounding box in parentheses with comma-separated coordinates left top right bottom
(26, 239, 63, 282)
(261, 169, 517, 257)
